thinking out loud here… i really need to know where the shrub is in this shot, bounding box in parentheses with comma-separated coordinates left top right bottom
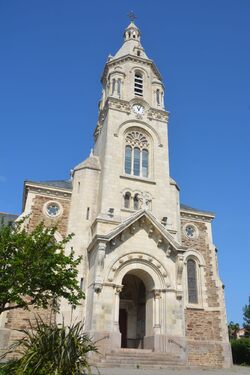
(231, 338, 250, 365)
(1, 317, 98, 374)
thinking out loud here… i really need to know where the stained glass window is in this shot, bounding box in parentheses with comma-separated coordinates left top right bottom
(125, 145, 132, 174)
(187, 259, 198, 304)
(133, 147, 140, 176)
(186, 225, 195, 238)
(142, 149, 148, 177)
(124, 131, 149, 178)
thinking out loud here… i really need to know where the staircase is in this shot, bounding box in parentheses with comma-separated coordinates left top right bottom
(95, 348, 187, 369)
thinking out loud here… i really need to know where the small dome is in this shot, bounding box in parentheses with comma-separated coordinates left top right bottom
(124, 21, 141, 42)
(74, 155, 101, 172)
(125, 21, 139, 31)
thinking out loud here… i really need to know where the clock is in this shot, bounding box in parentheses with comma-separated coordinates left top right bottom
(132, 104, 144, 116)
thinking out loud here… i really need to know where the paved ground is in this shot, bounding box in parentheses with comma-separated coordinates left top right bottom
(91, 366, 249, 375)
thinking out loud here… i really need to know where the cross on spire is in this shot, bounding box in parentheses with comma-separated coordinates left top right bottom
(128, 10, 137, 23)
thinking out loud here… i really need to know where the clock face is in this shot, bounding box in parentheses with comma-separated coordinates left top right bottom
(132, 104, 144, 116)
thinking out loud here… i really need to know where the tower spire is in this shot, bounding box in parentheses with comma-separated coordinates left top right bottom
(128, 10, 137, 23)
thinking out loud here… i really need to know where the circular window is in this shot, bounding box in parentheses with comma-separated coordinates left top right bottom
(183, 224, 198, 239)
(44, 201, 62, 218)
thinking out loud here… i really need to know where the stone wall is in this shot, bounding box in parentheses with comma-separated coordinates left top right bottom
(1, 300, 55, 358)
(185, 309, 221, 340)
(181, 214, 231, 367)
(181, 219, 220, 308)
(28, 195, 70, 236)
(0, 191, 71, 355)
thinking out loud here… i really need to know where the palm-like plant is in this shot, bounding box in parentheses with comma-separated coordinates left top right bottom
(2, 317, 98, 375)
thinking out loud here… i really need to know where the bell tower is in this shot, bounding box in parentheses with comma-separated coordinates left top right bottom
(93, 20, 181, 239)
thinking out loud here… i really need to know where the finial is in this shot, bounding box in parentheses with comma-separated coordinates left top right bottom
(128, 10, 137, 23)
(90, 148, 93, 157)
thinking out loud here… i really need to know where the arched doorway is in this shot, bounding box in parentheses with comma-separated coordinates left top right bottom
(119, 270, 153, 349)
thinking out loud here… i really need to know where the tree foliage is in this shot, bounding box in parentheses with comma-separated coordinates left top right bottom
(243, 296, 250, 338)
(228, 321, 240, 340)
(230, 338, 250, 365)
(0, 221, 84, 315)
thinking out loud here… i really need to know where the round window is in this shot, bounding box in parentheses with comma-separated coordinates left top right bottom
(184, 224, 198, 239)
(44, 201, 62, 218)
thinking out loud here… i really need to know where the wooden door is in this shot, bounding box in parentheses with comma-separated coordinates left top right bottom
(119, 308, 127, 348)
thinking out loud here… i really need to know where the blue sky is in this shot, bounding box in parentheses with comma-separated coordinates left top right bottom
(0, 0, 249, 325)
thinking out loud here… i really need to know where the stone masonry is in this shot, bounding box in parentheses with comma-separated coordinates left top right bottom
(0, 21, 232, 368)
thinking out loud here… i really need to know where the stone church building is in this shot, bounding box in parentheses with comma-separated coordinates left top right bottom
(0, 21, 232, 367)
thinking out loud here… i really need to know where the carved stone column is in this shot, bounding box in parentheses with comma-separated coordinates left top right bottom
(176, 254, 184, 299)
(153, 289, 161, 334)
(113, 285, 123, 331)
(94, 242, 106, 292)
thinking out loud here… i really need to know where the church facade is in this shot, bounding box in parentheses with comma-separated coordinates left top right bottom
(0, 21, 232, 367)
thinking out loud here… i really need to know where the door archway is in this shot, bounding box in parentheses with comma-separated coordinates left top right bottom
(118, 269, 155, 349)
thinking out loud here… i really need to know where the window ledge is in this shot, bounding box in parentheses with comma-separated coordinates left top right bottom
(186, 304, 204, 310)
(121, 208, 136, 213)
(120, 174, 156, 185)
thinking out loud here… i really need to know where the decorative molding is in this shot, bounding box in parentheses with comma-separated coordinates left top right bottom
(26, 185, 71, 200)
(147, 108, 168, 123)
(120, 174, 156, 185)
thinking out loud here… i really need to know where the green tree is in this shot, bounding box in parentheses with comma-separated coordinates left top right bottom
(0, 221, 84, 315)
(243, 296, 250, 338)
(228, 321, 240, 340)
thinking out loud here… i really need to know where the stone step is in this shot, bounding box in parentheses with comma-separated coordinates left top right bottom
(104, 356, 181, 363)
(102, 360, 183, 366)
(111, 348, 152, 354)
(95, 362, 186, 369)
(106, 353, 181, 360)
(93, 348, 187, 370)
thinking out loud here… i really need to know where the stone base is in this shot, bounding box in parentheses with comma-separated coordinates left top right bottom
(0, 328, 11, 356)
(86, 331, 121, 356)
(186, 339, 232, 368)
(144, 334, 187, 361)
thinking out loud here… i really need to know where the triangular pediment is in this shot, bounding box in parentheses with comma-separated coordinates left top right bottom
(88, 209, 186, 255)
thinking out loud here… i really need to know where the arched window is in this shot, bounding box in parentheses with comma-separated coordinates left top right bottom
(133, 147, 140, 176)
(124, 131, 149, 178)
(187, 259, 198, 304)
(134, 72, 143, 97)
(142, 149, 148, 177)
(111, 78, 116, 95)
(134, 194, 140, 210)
(125, 145, 132, 174)
(117, 78, 121, 97)
(156, 89, 160, 105)
(124, 192, 131, 209)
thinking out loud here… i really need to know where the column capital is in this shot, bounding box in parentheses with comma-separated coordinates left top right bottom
(153, 289, 161, 299)
(98, 242, 107, 251)
(114, 284, 123, 295)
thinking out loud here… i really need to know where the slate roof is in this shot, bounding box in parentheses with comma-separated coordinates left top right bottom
(24, 181, 214, 216)
(180, 203, 215, 217)
(0, 212, 18, 227)
(25, 180, 72, 190)
(74, 155, 101, 172)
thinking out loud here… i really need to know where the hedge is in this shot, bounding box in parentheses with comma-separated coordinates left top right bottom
(231, 338, 250, 365)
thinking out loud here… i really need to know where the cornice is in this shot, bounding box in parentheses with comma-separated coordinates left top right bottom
(101, 54, 162, 84)
(25, 183, 72, 199)
(94, 97, 169, 142)
(180, 211, 214, 223)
